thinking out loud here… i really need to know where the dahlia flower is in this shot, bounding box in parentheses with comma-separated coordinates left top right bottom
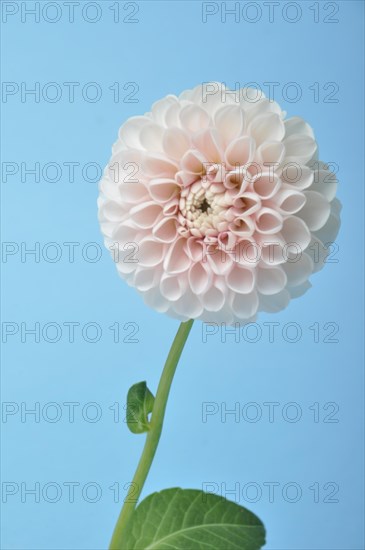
(98, 82, 340, 323)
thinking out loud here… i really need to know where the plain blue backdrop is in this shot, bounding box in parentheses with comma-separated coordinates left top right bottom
(1, 1, 364, 549)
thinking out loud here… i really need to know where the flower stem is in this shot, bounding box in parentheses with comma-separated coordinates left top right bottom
(109, 319, 194, 550)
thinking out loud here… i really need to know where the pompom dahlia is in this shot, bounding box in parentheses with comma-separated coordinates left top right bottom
(98, 83, 340, 323)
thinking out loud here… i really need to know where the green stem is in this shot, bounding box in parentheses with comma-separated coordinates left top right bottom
(109, 319, 194, 550)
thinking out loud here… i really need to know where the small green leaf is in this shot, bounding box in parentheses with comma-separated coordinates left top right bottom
(126, 381, 155, 434)
(122, 487, 266, 549)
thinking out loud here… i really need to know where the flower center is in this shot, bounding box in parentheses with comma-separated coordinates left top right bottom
(178, 180, 230, 238)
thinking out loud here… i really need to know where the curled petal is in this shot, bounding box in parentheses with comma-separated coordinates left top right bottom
(188, 262, 212, 294)
(214, 105, 245, 146)
(133, 267, 159, 291)
(206, 247, 233, 275)
(249, 112, 285, 147)
(281, 216, 311, 251)
(255, 140, 285, 166)
(283, 252, 314, 287)
(281, 164, 314, 190)
(270, 187, 306, 215)
(139, 123, 165, 152)
(252, 172, 281, 199)
(180, 149, 207, 174)
(283, 134, 317, 164)
(232, 291, 259, 319)
(179, 104, 211, 132)
(284, 116, 315, 139)
(151, 95, 179, 126)
(259, 289, 290, 313)
(152, 217, 178, 243)
(162, 128, 190, 160)
(257, 265, 287, 295)
(119, 181, 149, 204)
(130, 202, 162, 228)
(163, 237, 190, 274)
(310, 168, 338, 201)
(174, 288, 204, 318)
(142, 154, 178, 178)
(119, 116, 151, 149)
(225, 136, 255, 168)
(227, 265, 255, 294)
(193, 128, 223, 163)
(138, 239, 165, 267)
(298, 191, 331, 231)
(313, 199, 341, 244)
(149, 178, 179, 203)
(229, 216, 255, 238)
(143, 287, 170, 313)
(160, 274, 185, 301)
(255, 208, 283, 234)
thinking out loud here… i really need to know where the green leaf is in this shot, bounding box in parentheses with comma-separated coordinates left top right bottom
(122, 488, 266, 549)
(126, 381, 155, 434)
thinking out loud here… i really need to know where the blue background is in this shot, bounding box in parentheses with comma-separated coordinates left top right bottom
(1, 1, 364, 549)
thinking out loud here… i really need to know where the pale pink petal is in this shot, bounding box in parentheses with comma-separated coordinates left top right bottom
(252, 172, 281, 199)
(179, 104, 211, 132)
(188, 262, 212, 294)
(270, 188, 306, 215)
(119, 116, 151, 149)
(298, 191, 331, 231)
(259, 289, 290, 313)
(225, 136, 255, 168)
(162, 128, 190, 159)
(310, 169, 337, 201)
(139, 124, 165, 152)
(255, 141, 285, 166)
(174, 289, 203, 317)
(160, 274, 185, 301)
(180, 149, 207, 174)
(281, 216, 311, 251)
(281, 164, 314, 190)
(152, 217, 178, 243)
(149, 178, 179, 203)
(142, 154, 178, 178)
(214, 105, 245, 146)
(255, 208, 283, 234)
(284, 116, 314, 139)
(283, 252, 314, 287)
(257, 265, 287, 295)
(192, 128, 223, 163)
(283, 134, 317, 164)
(232, 291, 259, 319)
(249, 113, 285, 147)
(163, 237, 191, 274)
(227, 265, 255, 294)
(138, 239, 165, 267)
(130, 202, 162, 228)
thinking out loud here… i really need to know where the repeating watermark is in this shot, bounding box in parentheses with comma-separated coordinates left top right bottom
(2, 401, 141, 424)
(201, 321, 340, 344)
(2, 161, 103, 184)
(201, 2, 340, 24)
(201, 80, 339, 104)
(1, 481, 140, 503)
(1, 81, 139, 103)
(202, 481, 340, 503)
(201, 401, 340, 423)
(1, 159, 340, 184)
(1, 241, 139, 264)
(1, 1, 140, 24)
(1, 400, 340, 425)
(0, 479, 340, 504)
(1, 321, 139, 343)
